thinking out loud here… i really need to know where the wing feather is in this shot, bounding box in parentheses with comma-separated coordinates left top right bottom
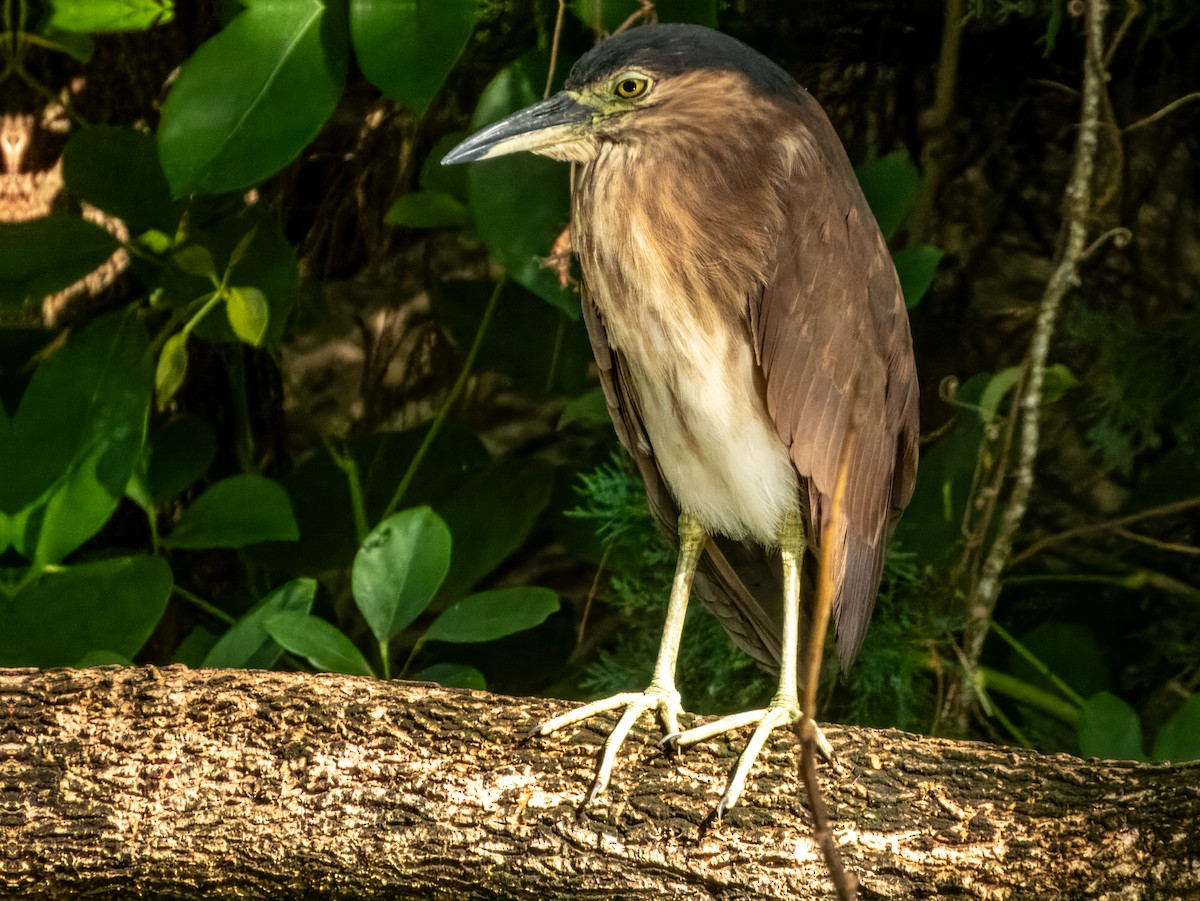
(754, 92, 919, 667)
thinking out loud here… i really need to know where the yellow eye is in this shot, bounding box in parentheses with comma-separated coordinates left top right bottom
(614, 77, 648, 99)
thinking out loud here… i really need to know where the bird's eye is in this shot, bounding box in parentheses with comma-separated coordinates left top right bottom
(614, 77, 649, 99)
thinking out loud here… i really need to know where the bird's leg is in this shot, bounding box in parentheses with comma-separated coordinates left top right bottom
(531, 511, 707, 802)
(669, 507, 832, 815)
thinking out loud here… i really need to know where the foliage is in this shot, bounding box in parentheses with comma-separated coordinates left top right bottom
(2, 0, 1196, 769)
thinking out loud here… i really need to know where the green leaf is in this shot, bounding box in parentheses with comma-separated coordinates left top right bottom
(1043, 363, 1080, 404)
(171, 625, 218, 666)
(158, 0, 347, 196)
(74, 650, 133, 666)
(172, 245, 216, 279)
(414, 662, 486, 690)
(202, 578, 316, 669)
(1077, 691, 1144, 761)
(49, 0, 174, 32)
(467, 55, 576, 316)
(558, 387, 610, 429)
(892, 244, 942, 309)
(225, 286, 270, 346)
(0, 312, 151, 564)
(62, 127, 176, 232)
(1151, 695, 1200, 763)
(0, 217, 121, 306)
(0, 556, 172, 667)
(855, 151, 920, 240)
(351, 0, 476, 113)
(164, 474, 300, 548)
(386, 192, 470, 229)
(155, 332, 189, 411)
(135, 414, 218, 507)
(435, 459, 554, 600)
(264, 611, 375, 677)
(352, 507, 451, 645)
(422, 587, 559, 644)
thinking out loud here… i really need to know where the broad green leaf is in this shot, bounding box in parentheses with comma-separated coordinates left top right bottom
(436, 459, 554, 600)
(0, 556, 171, 667)
(49, 0, 174, 32)
(133, 414, 218, 507)
(74, 650, 133, 666)
(164, 474, 299, 548)
(415, 662, 486, 690)
(558, 387, 610, 429)
(1151, 695, 1200, 763)
(1043, 363, 1080, 404)
(1077, 691, 1144, 761)
(352, 507, 451, 645)
(264, 611, 375, 677)
(0, 217, 121, 306)
(0, 312, 151, 564)
(226, 286, 270, 346)
(467, 55, 576, 316)
(202, 578, 317, 669)
(435, 280, 592, 395)
(423, 587, 559, 644)
(892, 244, 942, 309)
(172, 246, 216, 279)
(172, 625, 218, 666)
(352, 0, 476, 113)
(158, 0, 347, 196)
(855, 151, 920, 240)
(386, 192, 469, 229)
(155, 332, 189, 411)
(62, 127, 176, 232)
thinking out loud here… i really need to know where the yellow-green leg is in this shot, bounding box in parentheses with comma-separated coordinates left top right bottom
(668, 507, 831, 815)
(531, 511, 707, 802)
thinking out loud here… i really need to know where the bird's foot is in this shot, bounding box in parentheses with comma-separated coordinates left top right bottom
(530, 683, 685, 804)
(666, 701, 835, 817)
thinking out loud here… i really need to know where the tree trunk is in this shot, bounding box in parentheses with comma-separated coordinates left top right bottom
(4, 665, 1197, 899)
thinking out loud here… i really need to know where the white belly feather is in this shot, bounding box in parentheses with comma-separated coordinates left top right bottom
(589, 212, 799, 544)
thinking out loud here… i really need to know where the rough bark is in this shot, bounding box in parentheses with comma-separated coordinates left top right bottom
(3, 665, 1197, 899)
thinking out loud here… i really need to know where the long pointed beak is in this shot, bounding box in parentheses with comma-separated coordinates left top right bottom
(441, 92, 591, 165)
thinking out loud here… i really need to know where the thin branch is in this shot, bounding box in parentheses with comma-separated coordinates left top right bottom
(1103, 0, 1139, 69)
(1123, 91, 1200, 133)
(946, 0, 1111, 733)
(1113, 528, 1200, 556)
(1081, 226, 1132, 261)
(1009, 495, 1200, 566)
(544, 0, 566, 100)
(798, 423, 858, 900)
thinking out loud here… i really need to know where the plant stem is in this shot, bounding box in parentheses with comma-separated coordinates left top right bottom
(382, 278, 503, 520)
(174, 586, 235, 625)
(379, 640, 392, 681)
(981, 667, 1081, 726)
(989, 620, 1086, 707)
(945, 0, 1111, 734)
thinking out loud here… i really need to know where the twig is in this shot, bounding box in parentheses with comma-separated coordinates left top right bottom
(946, 0, 1111, 733)
(1103, 0, 1139, 69)
(1081, 226, 1132, 261)
(797, 427, 858, 901)
(1123, 91, 1200, 133)
(1112, 528, 1200, 556)
(1009, 495, 1200, 566)
(544, 0, 566, 100)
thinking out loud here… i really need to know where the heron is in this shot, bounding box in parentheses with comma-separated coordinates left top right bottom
(443, 23, 919, 814)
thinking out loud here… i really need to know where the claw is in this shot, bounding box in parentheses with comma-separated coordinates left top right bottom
(532, 686, 686, 804)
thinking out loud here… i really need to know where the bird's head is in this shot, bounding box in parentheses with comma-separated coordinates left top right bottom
(441, 24, 799, 167)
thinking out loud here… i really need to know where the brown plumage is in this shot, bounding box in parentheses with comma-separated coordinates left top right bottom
(571, 40, 918, 673)
(443, 22, 919, 811)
